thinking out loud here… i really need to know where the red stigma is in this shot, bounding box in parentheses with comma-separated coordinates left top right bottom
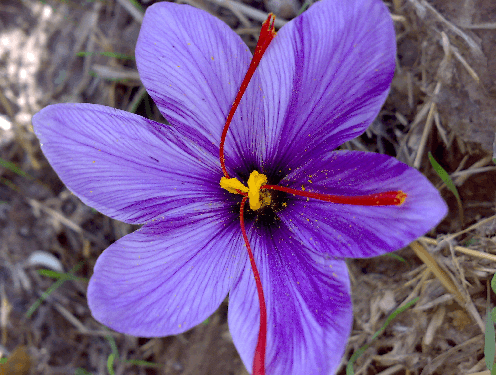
(219, 14, 277, 179)
(263, 185, 408, 206)
(240, 197, 267, 375)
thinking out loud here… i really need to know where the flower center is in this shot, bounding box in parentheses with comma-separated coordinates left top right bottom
(220, 170, 272, 210)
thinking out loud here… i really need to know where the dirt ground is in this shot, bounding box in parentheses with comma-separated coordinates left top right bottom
(0, 0, 495, 374)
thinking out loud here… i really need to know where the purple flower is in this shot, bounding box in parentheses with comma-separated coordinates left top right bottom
(32, 0, 447, 374)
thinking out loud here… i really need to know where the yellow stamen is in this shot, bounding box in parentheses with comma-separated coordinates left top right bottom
(220, 177, 249, 194)
(247, 171, 268, 210)
(220, 171, 269, 210)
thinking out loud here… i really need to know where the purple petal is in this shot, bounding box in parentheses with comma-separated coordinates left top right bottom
(32, 103, 222, 224)
(257, 0, 396, 169)
(136, 2, 264, 159)
(228, 226, 352, 374)
(88, 213, 244, 337)
(279, 151, 448, 259)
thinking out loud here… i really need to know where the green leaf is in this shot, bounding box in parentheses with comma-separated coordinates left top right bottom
(105, 334, 119, 360)
(428, 152, 459, 200)
(428, 152, 463, 223)
(0, 158, 33, 179)
(463, 238, 477, 247)
(104, 334, 120, 375)
(386, 253, 407, 264)
(76, 51, 135, 60)
(492, 274, 496, 295)
(127, 0, 144, 13)
(37, 269, 87, 282)
(346, 297, 419, 375)
(492, 307, 496, 324)
(0, 177, 20, 193)
(37, 269, 63, 279)
(107, 353, 115, 375)
(75, 367, 92, 375)
(128, 89, 148, 114)
(124, 359, 163, 368)
(144, 94, 153, 120)
(486, 309, 496, 373)
(296, 1, 311, 15)
(25, 261, 84, 318)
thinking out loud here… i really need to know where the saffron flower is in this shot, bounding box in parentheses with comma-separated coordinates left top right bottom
(32, 0, 447, 374)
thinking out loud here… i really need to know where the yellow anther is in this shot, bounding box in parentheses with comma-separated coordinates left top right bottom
(220, 171, 269, 210)
(247, 171, 268, 210)
(220, 177, 248, 194)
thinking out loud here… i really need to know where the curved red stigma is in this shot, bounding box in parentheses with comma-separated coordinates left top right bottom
(219, 14, 277, 179)
(240, 197, 267, 375)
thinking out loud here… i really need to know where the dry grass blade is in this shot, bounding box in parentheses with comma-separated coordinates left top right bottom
(1, 286, 11, 346)
(413, 82, 441, 169)
(115, 0, 144, 23)
(451, 166, 496, 179)
(28, 198, 83, 234)
(54, 302, 89, 334)
(414, 240, 485, 332)
(377, 364, 405, 375)
(408, 0, 483, 57)
(461, 22, 496, 29)
(452, 156, 494, 187)
(205, 0, 288, 27)
(421, 334, 483, 374)
(449, 44, 480, 83)
(421, 236, 496, 263)
(423, 305, 446, 346)
(434, 213, 496, 244)
(410, 241, 465, 304)
(0, 90, 14, 119)
(91, 65, 141, 82)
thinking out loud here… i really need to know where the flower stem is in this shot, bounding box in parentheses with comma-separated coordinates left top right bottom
(219, 14, 277, 179)
(240, 196, 267, 375)
(262, 185, 407, 206)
